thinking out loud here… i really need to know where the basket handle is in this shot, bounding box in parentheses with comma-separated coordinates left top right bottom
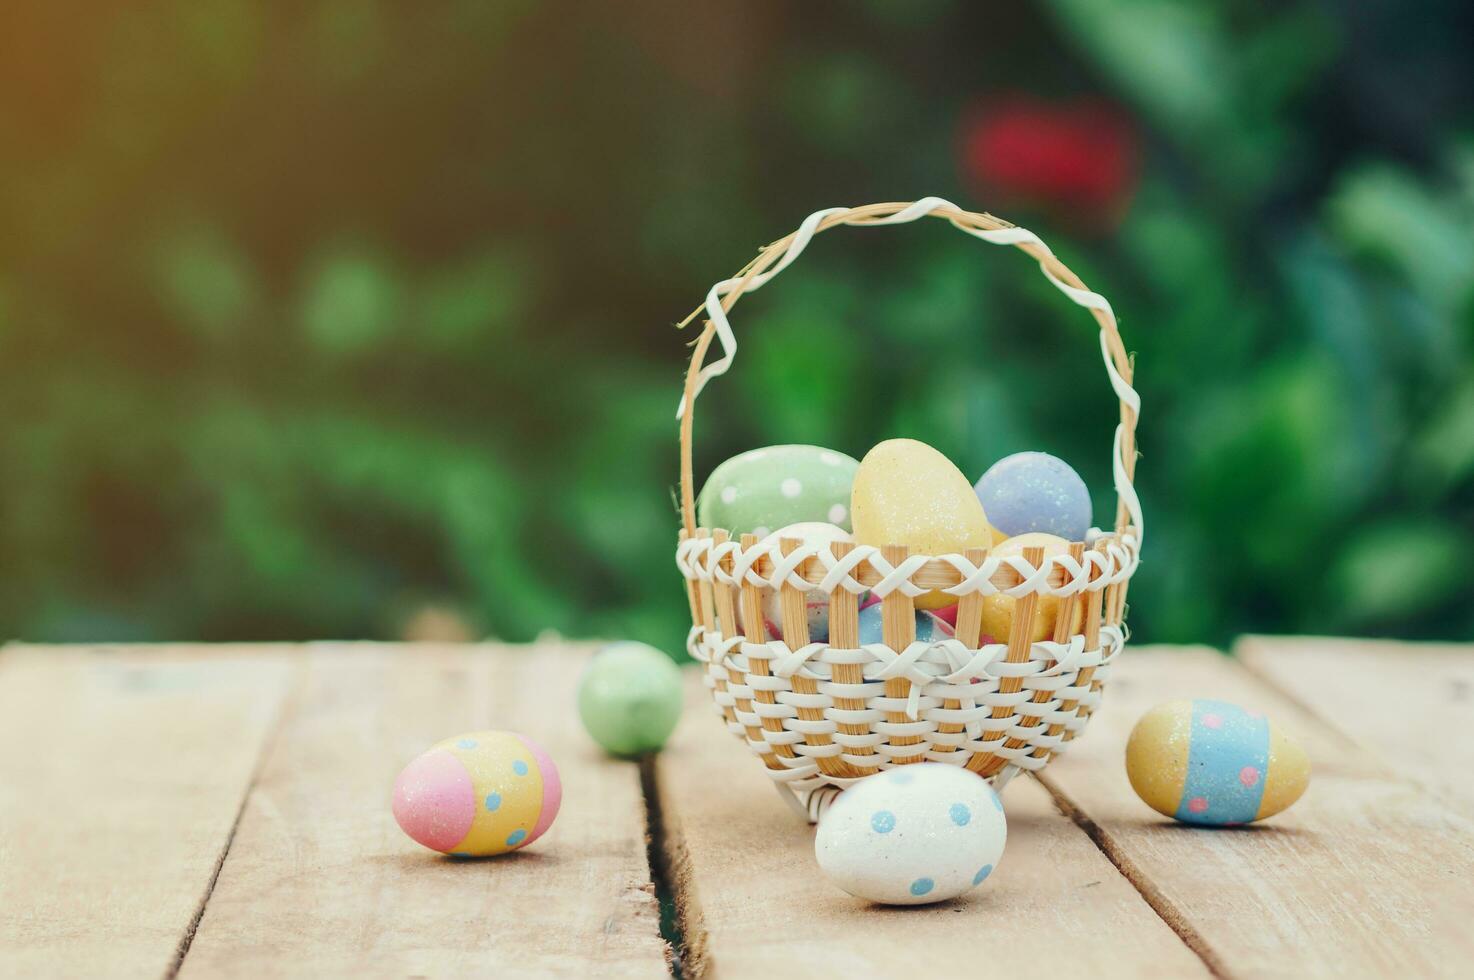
(676, 198, 1142, 547)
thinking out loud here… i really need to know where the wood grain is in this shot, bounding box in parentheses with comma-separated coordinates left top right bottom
(9, 640, 1473, 979)
(1236, 635, 1474, 804)
(0, 644, 295, 978)
(654, 668, 1208, 978)
(1038, 646, 1474, 979)
(180, 643, 668, 979)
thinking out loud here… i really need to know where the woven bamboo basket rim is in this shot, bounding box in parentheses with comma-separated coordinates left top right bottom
(672, 198, 1143, 817)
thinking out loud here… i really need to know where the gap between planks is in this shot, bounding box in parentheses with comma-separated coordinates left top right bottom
(167, 651, 308, 980)
(0, 645, 299, 978)
(638, 757, 688, 979)
(639, 759, 705, 979)
(1039, 775, 1229, 979)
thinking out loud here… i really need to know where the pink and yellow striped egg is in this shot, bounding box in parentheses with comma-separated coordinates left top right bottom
(393, 730, 562, 856)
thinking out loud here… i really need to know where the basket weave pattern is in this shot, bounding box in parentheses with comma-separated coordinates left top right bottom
(674, 199, 1142, 810)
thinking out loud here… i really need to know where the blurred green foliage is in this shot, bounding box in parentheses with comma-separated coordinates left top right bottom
(0, 1, 1469, 650)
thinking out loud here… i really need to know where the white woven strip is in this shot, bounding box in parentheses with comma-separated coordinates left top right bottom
(677, 532, 1141, 601)
(689, 622, 1125, 804)
(674, 196, 1144, 546)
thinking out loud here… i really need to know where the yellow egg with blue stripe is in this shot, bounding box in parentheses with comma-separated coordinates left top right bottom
(1126, 700, 1309, 825)
(392, 730, 562, 856)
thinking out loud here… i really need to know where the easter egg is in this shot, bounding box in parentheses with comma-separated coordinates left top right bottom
(857, 603, 954, 646)
(851, 439, 998, 609)
(577, 642, 684, 757)
(759, 522, 854, 642)
(980, 532, 1084, 643)
(931, 604, 959, 629)
(392, 730, 562, 856)
(697, 444, 859, 536)
(815, 763, 1007, 905)
(975, 452, 1093, 542)
(1126, 700, 1310, 825)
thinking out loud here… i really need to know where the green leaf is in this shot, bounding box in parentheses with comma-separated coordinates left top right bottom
(300, 245, 402, 356)
(1413, 373, 1474, 492)
(740, 279, 864, 448)
(156, 224, 259, 341)
(781, 54, 909, 151)
(1329, 521, 1471, 625)
(1327, 162, 1474, 312)
(418, 247, 535, 348)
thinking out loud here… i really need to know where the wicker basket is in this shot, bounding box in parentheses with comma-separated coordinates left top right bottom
(674, 199, 1142, 820)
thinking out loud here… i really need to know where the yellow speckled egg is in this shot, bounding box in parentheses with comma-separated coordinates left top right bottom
(980, 533, 1083, 642)
(851, 439, 998, 610)
(392, 730, 562, 856)
(1126, 700, 1309, 825)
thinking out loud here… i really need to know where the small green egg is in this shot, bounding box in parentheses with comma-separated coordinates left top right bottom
(577, 642, 684, 757)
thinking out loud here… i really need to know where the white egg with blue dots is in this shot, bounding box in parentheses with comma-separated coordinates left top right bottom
(814, 763, 1007, 905)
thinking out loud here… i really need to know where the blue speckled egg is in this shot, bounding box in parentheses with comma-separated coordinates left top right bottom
(974, 452, 1092, 542)
(857, 603, 954, 646)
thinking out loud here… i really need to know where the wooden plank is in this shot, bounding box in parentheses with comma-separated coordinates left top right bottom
(181, 643, 668, 979)
(1236, 635, 1474, 803)
(0, 644, 295, 978)
(654, 670, 1209, 978)
(1037, 645, 1474, 979)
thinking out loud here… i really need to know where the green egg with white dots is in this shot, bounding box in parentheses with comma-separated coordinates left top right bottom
(696, 444, 859, 535)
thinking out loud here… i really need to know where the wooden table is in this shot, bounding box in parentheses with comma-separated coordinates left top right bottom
(2, 638, 1471, 978)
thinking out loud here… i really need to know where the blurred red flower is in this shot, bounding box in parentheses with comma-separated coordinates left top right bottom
(960, 97, 1139, 221)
